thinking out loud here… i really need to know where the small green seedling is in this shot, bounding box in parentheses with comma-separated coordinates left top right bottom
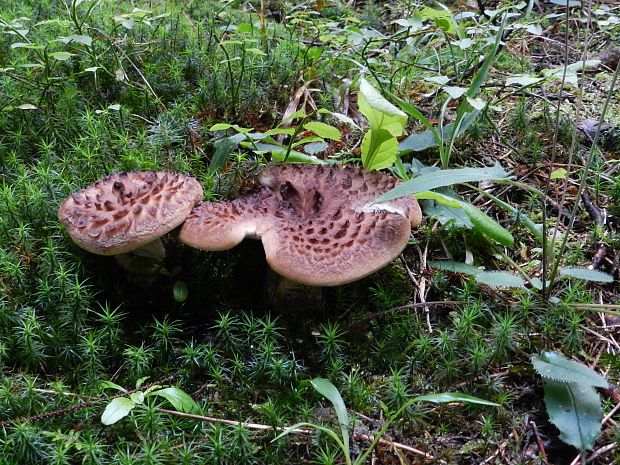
(100, 377, 199, 426)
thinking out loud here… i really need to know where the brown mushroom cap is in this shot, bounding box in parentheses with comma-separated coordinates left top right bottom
(58, 171, 203, 255)
(179, 163, 422, 286)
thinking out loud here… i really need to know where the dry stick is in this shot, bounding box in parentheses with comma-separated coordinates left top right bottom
(529, 421, 550, 465)
(348, 301, 466, 330)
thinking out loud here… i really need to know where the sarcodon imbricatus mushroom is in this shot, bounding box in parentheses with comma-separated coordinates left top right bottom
(179, 163, 422, 286)
(58, 171, 203, 257)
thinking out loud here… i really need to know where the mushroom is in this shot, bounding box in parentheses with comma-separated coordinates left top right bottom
(58, 170, 203, 271)
(179, 163, 421, 286)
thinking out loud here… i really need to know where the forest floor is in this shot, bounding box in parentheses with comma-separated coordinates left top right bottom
(1, 0, 619, 463)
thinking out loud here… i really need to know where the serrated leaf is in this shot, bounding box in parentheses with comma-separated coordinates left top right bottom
(559, 267, 613, 283)
(303, 122, 341, 141)
(532, 352, 607, 387)
(101, 397, 136, 425)
(150, 387, 199, 413)
(543, 380, 602, 450)
(361, 128, 398, 171)
(376, 164, 509, 202)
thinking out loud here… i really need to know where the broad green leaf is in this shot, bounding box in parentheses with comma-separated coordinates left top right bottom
(361, 128, 398, 171)
(101, 397, 136, 425)
(358, 79, 407, 136)
(467, 97, 486, 110)
(443, 86, 467, 99)
(429, 261, 525, 289)
(58, 34, 92, 46)
(210, 123, 252, 133)
(282, 109, 306, 123)
(428, 260, 480, 275)
(424, 75, 450, 85)
(414, 191, 462, 208)
(421, 200, 473, 228)
(49, 51, 75, 61)
(309, 378, 349, 454)
(532, 352, 607, 387)
(549, 0, 581, 5)
(303, 122, 341, 141)
(506, 75, 544, 86)
(376, 164, 509, 202)
(304, 141, 329, 155)
(210, 133, 244, 172)
(317, 109, 359, 128)
(263, 127, 297, 136)
(173, 280, 189, 302)
(100, 381, 128, 393)
(413, 392, 499, 407)
(559, 267, 613, 283)
(292, 136, 324, 147)
(550, 168, 567, 179)
(150, 387, 199, 413)
(543, 380, 602, 450)
(452, 38, 475, 49)
(129, 391, 144, 404)
(475, 271, 526, 289)
(461, 202, 514, 246)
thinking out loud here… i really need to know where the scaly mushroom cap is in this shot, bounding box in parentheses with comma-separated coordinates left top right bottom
(179, 163, 422, 286)
(58, 171, 203, 255)
(178, 188, 278, 251)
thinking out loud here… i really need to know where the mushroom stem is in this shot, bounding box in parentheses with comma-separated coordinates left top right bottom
(264, 270, 325, 314)
(114, 238, 167, 275)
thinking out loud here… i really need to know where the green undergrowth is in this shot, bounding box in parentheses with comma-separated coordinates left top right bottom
(1, 0, 619, 463)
